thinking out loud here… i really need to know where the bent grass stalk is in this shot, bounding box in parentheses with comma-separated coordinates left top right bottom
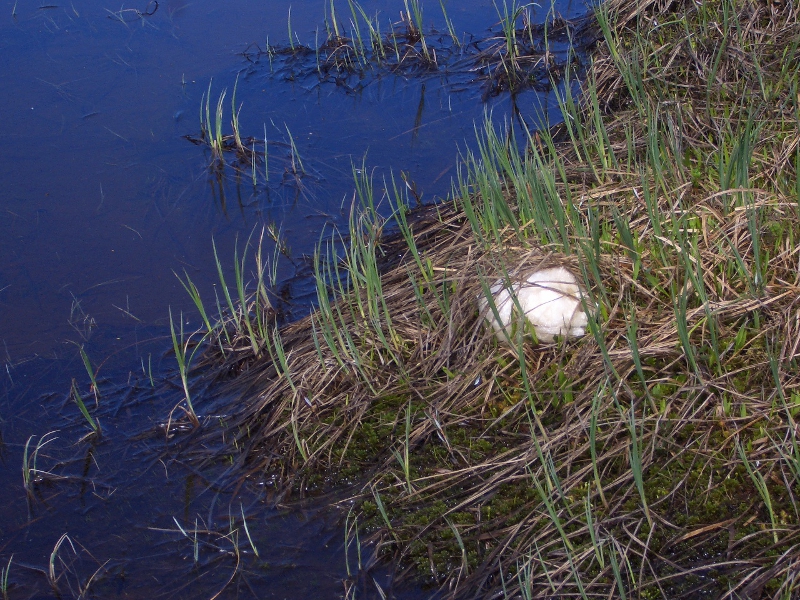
(68, 343, 99, 403)
(251, 141, 257, 186)
(240, 505, 259, 558)
(48, 533, 76, 593)
(264, 123, 269, 183)
(371, 486, 397, 541)
(495, 0, 521, 65)
(285, 125, 305, 175)
(403, 0, 429, 60)
(312, 244, 349, 370)
(533, 540, 557, 593)
(529, 465, 578, 573)
(71, 379, 101, 437)
(608, 538, 629, 600)
(214, 89, 226, 156)
(169, 308, 200, 426)
(0, 555, 10, 600)
(445, 518, 468, 574)
(328, 0, 342, 39)
(624, 306, 652, 409)
(22, 432, 58, 494)
(146, 353, 154, 387)
(202, 80, 227, 162)
(172, 517, 199, 564)
(265, 324, 307, 461)
(176, 270, 215, 339)
(512, 552, 535, 600)
(344, 506, 363, 577)
(624, 402, 651, 527)
(584, 490, 604, 570)
(287, 6, 295, 51)
(253, 229, 277, 340)
(589, 382, 608, 506)
(673, 285, 702, 381)
(80, 346, 100, 403)
(231, 73, 244, 154)
(391, 401, 414, 493)
(212, 238, 242, 340)
(346, 0, 366, 63)
(738, 440, 779, 544)
(233, 238, 261, 357)
(439, 0, 459, 46)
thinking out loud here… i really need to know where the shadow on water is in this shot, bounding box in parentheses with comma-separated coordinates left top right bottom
(0, 0, 594, 596)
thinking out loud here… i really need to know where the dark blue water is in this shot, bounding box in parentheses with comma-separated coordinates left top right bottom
(0, 1, 592, 597)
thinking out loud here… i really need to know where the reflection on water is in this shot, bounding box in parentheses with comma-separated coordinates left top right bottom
(0, 0, 590, 596)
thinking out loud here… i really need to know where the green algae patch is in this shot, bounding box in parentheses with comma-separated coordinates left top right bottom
(178, 0, 800, 596)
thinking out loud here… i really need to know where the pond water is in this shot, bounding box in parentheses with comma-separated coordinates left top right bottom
(0, 0, 593, 597)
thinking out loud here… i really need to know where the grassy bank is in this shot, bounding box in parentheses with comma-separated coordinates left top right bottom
(177, 0, 800, 597)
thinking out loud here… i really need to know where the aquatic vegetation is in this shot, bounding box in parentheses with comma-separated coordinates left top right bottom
(246, 0, 597, 99)
(45, 532, 106, 598)
(168, 509, 267, 578)
(165, 0, 800, 597)
(188, 1, 596, 201)
(240, 504, 260, 559)
(0, 555, 10, 600)
(22, 432, 60, 499)
(48, 534, 74, 592)
(76, 345, 98, 401)
(187, 82, 321, 201)
(168, 230, 282, 423)
(169, 308, 200, 427)
(68, 342, 100, 404)
(70, 379, 101, 438)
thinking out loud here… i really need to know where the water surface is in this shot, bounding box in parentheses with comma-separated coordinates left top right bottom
(0, 1, 592, 596)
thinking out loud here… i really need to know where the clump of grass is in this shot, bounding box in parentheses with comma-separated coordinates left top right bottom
(241, 0, 595, 99)
(169, 230, 281, 407)
(191, 2, 595, 186)
(172, 0, 800, 597)
(199, 79, 226, 165)
(187, 90, 318, 194)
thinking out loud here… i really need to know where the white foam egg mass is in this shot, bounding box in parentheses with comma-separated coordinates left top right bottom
(480, 266, 589, 343)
